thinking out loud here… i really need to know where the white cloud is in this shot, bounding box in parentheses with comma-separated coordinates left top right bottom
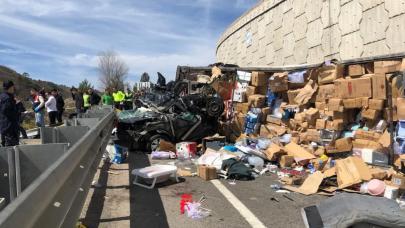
(0, 0, 78, 17)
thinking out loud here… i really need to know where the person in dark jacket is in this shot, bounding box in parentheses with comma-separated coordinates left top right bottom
(15, 96, 28, 139)
(55, 89, 65, 124)
(0, 81, 19, 146)
(88, 88, 101, 106)
(71, 87, 84, 116)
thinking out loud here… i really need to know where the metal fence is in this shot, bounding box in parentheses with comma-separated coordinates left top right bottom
(0, 107, 115, 228)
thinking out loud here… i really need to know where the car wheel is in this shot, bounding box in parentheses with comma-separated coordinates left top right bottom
(147, 134, 169, 152)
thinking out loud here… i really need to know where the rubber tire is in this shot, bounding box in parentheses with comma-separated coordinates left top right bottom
(146, 134, 170, 152)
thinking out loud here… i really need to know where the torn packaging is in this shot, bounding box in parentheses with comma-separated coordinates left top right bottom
(294, 80, 318, 105)
(284, 142, 316, 162)
(335, 156, 372, 189)
(268, 72, 288, 92)
(283, 171, 324, 195)
(260, 124, 287, 137)
(265, 143, 286, 161)
(280, 155, 295, 168)
(318, 63, 344, 85)
(287, 89, 300, 105)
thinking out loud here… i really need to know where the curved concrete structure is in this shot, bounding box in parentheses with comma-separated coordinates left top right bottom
(216, 0, 405, 66)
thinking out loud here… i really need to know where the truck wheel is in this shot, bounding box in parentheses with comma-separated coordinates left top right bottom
(147, 134, 170, 152)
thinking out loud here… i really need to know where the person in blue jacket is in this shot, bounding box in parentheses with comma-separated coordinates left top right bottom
(0, 81, 19, 146)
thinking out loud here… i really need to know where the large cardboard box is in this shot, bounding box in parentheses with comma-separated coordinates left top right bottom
(372, 74, 387, 99)
(362, 108, 380, 120)
(347, 64, 365, 76)
(316, 84, 335, 102)
(266, 115, 283, 125)
(315, 102, 327, 110)
(368, 99, 384, 110)
(353, 139, 383, 150)
(335, 137, 353, 152)
(198, 165, 217, 181)
(256, 86, 268, 95)
(305, 108, 319, 124)
(354, 129, 382, 141)
(233, 89, 246, 102)
(284, 142, 316, 162)
(235, 103, 250, 113)
(260, 123, 287, 137)
(334, 76, 372, 99)
(374, 60, 402, 74)
(397, 98, 405, 120)
(328, 98, 344, 111)
(261, 107, 270, 123)
(343, 98, 362, 109)
(268, 72, 288, 91)
(302, 129, 321, 143)
(251, 71, 270, 87)
(318, 64, 344, 85)
(287, 89, 300, 105)
(248, 94, 266, 108)
(280, 155, 295, 168)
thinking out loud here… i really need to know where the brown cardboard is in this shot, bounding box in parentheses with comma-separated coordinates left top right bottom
(265, 144, 286, 161)
(316, 119, 326, 130)
(279, 155, 295, 168)
(248, 94, 265, 108)
(328, 98, 344, 112)
(287, 89, 300, 105)
(323, 167, 336, 178)
(268, 72, 288, 92)
(378, 130, 391, 148)
(236, 113, 246, 130)
(294, 80, 318, 105)
(358, 97, 369, 107)
(353, 139, 383, 150)
(266, 115, 283, 125)
(260, 123, 287, 137)
(246, 86, 256, 97)
(334, 76, 372, 99)
(302, 129, 321, 143)
(397, 98, 405, 120)
(325, 120, 334, 130)
(315, 102, 327, 110)
(318, 64, 344, 85)
(361, 108, 380, 120)
(335, 137, 353, 152)
(198, 165, 217, 181)
(284, 142, 316, 161)
(294, 112, 306, 123)
(354, 129, 382, 141)
(332, 119, 345, 131)
(369, 167, 387, 180)
(374, 60, 402, 74)
(347, 64, 365, 76)
(251, 71, 270, 87)
(372, 74, 387, 99)
(235, 103, 250, 113)
(283, 171, 324, 195)
(261, 107, 270, 123)
(343, 98, 362, 109)
(335, 156, 372, 189)
(256, 86, 267, 95)
(316, 84, 335, 102)
(368, 99, 384, 110)
(159, 140, 176, 152)
(391, 174, 405, 190)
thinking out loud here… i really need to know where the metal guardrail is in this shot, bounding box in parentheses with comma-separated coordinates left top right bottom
(0, 107, 115, 228)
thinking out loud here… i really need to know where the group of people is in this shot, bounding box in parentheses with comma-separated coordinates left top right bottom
(71, 87, 133, 115)
(0, 80, 65, 147)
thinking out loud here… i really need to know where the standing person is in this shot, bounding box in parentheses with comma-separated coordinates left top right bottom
(112, 88, 125, 110)
(124, 88, 133, 110)
(30, 88, 45, 128)
(55, 89, 65, 124)
(71, 87, 83, 117)
(89, 88, 101, 107)
(15, 96, 28, 139)
(0, 81, 19, 146)
(102, 89, 114, 106)
(83, 90, 90, 112)
(45, 90, 58, 126)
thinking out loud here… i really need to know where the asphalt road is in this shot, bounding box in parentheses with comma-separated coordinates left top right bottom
(79, 152, 326, 228)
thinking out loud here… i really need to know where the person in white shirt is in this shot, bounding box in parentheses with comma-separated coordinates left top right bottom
(45, 89, 58, 126)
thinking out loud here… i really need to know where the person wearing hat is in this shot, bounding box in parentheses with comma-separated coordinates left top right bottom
(0, 81, 19, 146)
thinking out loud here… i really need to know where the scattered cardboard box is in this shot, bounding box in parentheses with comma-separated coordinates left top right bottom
(316, 119, 326, 130)
(397, 98, 405, 120)
(305, 108, 320, 124)
(391, 174, 405, 190)
(294, 80, 318, 105)
(235, 103, 250, 113)
(323, 167, 336, 178)
(287, 89, 300, 105)
(280, 155, 295, 168)
(318, 64, 344, 85)
(266, 115, 283, 125)
(335, 156, 372, 189)
(316, 84, 335, 102)
(265, 144, 286, 161)
(284, 142, 316, 162)
(368, 99, 384, 110)
(246, 86, 256, 97)
(354, 129, 382, 141)
(378, 130, 391, 148)
(335, 137, 353, 152)
(343, 98, 362, 109)
(353, 139, 383, 150)
(198, 165, 217, 181)
(372, 74, 387, 99)
(283, 171, 324, 195)
(374, 60, 402, 74)
(328, 98, 344, 112)
(362, 108, 380, 120)
(315, 102, 327, 110)
(347, 64, 365, 76)
(332, 119, 345, 131)
(248, 94, 266, 108)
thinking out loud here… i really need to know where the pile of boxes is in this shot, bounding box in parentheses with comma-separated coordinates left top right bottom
(230, 59, 405, 194)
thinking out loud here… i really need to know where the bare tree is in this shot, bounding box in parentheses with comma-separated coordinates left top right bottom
(98, 50, 129, 91)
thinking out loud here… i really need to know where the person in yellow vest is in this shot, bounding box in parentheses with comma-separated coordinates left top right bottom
(124, 88, 134, 110)
(112, 88, 125, 110)
(83, 91, 91, 112)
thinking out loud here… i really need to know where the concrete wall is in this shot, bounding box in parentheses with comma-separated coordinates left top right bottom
(216, 0, 405, 66)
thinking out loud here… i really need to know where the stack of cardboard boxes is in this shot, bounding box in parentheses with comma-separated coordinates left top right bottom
(231, 59, 405, 194)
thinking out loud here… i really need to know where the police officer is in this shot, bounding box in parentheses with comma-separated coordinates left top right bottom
(0, 81, 19, 146)
(124, 88, 133, 110)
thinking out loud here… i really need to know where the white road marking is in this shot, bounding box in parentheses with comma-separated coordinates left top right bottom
(210, 179, 267, 228)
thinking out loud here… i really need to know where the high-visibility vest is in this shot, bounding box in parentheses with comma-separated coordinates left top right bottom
(113, 91, 125, 102)
(83, 94, 90, 107)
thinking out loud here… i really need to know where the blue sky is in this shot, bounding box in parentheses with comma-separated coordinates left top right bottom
(0, 0, 257, 88)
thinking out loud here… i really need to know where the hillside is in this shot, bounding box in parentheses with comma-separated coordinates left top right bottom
(0, 65, 71, 100)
